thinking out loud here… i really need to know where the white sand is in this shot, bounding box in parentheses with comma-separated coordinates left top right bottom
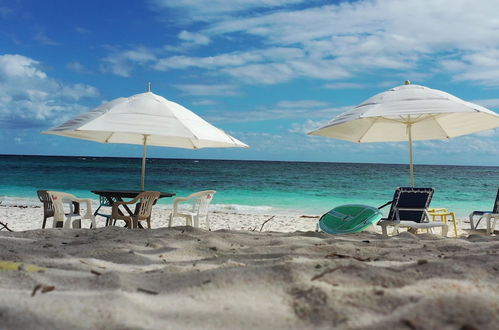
(1, 204, 499, 329)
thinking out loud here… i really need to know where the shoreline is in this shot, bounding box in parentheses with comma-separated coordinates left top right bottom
(0, 200, 479, 237)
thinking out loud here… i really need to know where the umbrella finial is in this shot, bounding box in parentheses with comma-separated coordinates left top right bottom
(147, 82, 151, 92)
(404, 80, 411, 85)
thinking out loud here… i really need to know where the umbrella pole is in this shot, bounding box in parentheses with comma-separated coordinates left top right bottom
(141, 135, 148, 191)
(408, 124, 414, 187)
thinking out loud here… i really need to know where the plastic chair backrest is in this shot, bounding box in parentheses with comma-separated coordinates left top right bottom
(198, 191, 215, 217)
(188, 190, 216, 217)
(386, 187, 434, 223)
(48, 191, 77, 222)
(99, 195, 113, 207)
(37, 190, 54, 217)
(135, 191, 160, 220)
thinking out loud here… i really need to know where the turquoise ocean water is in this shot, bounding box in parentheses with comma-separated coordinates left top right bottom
(0, 155, 497, 218)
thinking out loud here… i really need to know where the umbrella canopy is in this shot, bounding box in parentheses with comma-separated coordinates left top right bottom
(43, 91, 248, 190)
(308, 82, 499, 186)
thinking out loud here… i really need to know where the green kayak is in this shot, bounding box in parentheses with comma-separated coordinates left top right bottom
(318, 204, 382, 234)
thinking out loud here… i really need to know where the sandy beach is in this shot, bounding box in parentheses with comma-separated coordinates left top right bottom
(1, 204, 499, 329)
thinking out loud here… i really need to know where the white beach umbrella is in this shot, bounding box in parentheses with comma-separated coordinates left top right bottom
(43, 90, 248, 190)
(308, 81, 499, 186)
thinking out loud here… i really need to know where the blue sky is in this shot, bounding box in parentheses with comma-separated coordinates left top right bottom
(1, 0, 499, 165)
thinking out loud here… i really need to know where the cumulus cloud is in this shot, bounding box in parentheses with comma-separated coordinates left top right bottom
(136, 0, 499, 87)
(0, 54, 99, 128)
(0, 54, 47, 79)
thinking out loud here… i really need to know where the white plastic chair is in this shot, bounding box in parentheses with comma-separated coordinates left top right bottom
(168, 190, 216, 230)
(47, 191, 96, 229)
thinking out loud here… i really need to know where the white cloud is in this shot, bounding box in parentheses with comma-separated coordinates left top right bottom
(191, 99, 219, 106)
(178, 30, 211, 46)
(0, 54, 46, 79)
(148, 0, 307, 21)
(0, 54, 99, 127)
(324, 82, 365, 89)
(173, 84, 240, 96)
(101, 47, 156, 77)
(60, 84, 99, 100)
(207, 103, 349, 123)
(154, 47, 303, 71)
(471, 98, 499, 110)
(276, 100, 329, 108)
(142, 0, 499, 87)
(33, 31, 58, 46)
(289, 119, 329, 134)
(75, 26, 90, 34)
(67, 61, 91, 74)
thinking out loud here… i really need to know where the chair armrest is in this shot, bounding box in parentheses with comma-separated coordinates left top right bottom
(378, 200, 393, 209)
(173, 197, 191, 204)
(69, 198, 94, 220)
(172, 196, 192, 210)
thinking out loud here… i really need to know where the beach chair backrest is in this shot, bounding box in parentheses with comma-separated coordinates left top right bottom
(37, 190, 54, 217)
(135, 191, 160, 220)
(386, 187, 434, 223)
(493, 187, 499, 214)
(196, 191, 216, 218)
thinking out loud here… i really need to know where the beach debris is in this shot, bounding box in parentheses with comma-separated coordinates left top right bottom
(31, 284, 55, 296)
(417, 259, 428, 265)
(90, 269, 101, 276)
(401, 319, 416, 330)
(311, 266, 343, 281)
(300, 215, 320, 218)
(137, 287, 158, 295)
(461, 324, 479, 330)
(0, 221, 13, 232)
(0, 261, 45, 272)
(31, 284, 42, 296)
(41, 285, 55, 293)
(251, 215, 275, 232)
(259, 215, 275, 232)
(326, 253, 371, 262)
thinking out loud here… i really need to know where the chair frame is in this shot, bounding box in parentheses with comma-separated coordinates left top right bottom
(377, 187, 448, 237)
(469, 188, 499, 233)
(47, 191, 95, 229)
(169, 190, 216, 230)
(94, 195, 118, 226)
(110, 191, 160, 229)
(37, 190, 80, 228)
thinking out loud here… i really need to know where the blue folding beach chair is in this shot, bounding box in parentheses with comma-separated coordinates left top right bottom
(377, 187, 448, 237)
(469, 187, 499, 232)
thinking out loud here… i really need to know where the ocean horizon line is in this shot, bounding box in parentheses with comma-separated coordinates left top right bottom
(1, 153, 497, 169)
